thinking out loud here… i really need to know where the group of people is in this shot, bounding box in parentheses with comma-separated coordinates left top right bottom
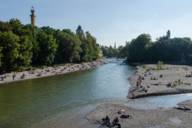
(101, 116, 121, 128)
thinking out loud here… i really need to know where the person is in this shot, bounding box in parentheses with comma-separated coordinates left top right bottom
(136, 75, 142, 87)
(116, 124, 121, 128)
(102, 116, 111, 127)
(112, 117, 119, 126)
(120, 114, 132, 119)
(12, 73, 16, 80)
(112, 117, 121, 128)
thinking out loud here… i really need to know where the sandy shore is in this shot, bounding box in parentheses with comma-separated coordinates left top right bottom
(30, 100, 192, 128)
(128, 64, 192, 99)
(0, 59, 105, 85)
(86, 101, 192, 128)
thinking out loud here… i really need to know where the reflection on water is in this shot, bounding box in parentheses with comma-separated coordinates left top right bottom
(0, 59, 191, 128)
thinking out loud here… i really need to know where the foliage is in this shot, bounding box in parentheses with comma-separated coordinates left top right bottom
(76, 25, 100, 61)
(35, 31, 58, 65)
(127, 34, 153, 62)
(0, 19, 101, 73)
(17, 35, 33, 67)
(55, 29, 81, 63)
(125, 30, 192, 65)
(101, 45, 118, 58)
(0, 31, 20, 72)
(101, 42, 129, 58)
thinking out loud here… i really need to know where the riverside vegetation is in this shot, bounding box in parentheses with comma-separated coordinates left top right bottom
(100, 30, 192, 65)
(0, 19, 101, 73)
(113, 30, 192, 65)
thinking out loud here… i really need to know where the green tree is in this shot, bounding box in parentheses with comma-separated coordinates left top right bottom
(0, 19, 101, 73)
(0, 21, 11, 32)
(85, 31, 99, 60)
(9, 18, 23, 35)
(76, 25, 85, 41)
(55, 30, 81, 63)
(0, 31, 20, 72)
(35, 31, 58, 65)
(17, 35, 33, 67)
(127, 34, 153, 63)
(126, 31, 192, 65)
(117, 44, 129, 58)
(76, 26, 89, 61)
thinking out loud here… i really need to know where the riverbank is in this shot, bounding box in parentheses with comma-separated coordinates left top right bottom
(30, 99, 192, 128)
(128, 64, 192, 99)
(86, 100, 192, 128)
(0, 59, 105, 85)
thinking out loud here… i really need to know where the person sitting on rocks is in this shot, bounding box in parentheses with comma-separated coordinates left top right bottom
(112, 117, 119, 125)
(136, 76, 142, 87)
(101, 116, 111, 127)
(120, 114, 132, 119)
(112, 117, 121, 128)
(167, 82, 172, 88)
(136, 80, 140, 87)
(20, 73, 25, 79)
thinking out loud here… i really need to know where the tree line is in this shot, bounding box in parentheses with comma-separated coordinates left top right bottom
(125, 30, 192, 65)
(101, 45, 128, 58)
(0, 19, 101, 73)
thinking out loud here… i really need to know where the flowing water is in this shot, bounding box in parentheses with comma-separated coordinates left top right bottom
(0, 59, 191, 128)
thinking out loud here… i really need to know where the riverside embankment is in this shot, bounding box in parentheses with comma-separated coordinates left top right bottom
(128, 64, 192, 99)
(0, 59, 105, 84)
(86, 101, 192, 128)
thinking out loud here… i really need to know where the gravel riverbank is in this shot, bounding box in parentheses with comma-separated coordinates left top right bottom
(86, 101, 192, 128)
(0, 59, 105, 85)
(128, 64, 192, 99)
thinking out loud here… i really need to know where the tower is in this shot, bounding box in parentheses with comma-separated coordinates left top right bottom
(166, 30, 171, 39)
(30, 6, 36, 27)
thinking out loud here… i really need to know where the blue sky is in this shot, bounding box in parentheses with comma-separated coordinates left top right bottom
(1, 0, 192, 46)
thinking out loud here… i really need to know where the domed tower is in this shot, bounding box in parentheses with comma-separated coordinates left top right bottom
(30, 6, 36, 27)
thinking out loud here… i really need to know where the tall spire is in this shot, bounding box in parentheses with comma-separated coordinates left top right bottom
(30, 6, 36, 27)
(166, 30, 171, 39)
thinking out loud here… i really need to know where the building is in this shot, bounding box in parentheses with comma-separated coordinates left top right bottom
(30, 7, 36, 27)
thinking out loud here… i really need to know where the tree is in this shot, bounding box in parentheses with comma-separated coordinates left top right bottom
(76, 25, 85, 41)
(0, 31, 20, 72)
(76, 26, 89, 61)
(0, 19, 101, 73)
(9, 18, 23, 35)
(125, 31, 192, 65)
(55, 30, 82, 63)
(101, 45, 119, 58)
(0, 21, 11, 32)
(17, 35, 33, 67)
(41, 26, 56, 36)
(35, 31, 58, 65)
(85, 31, 99, 60)
(117, 44, 128, 58)
(127, 34, 152, 63)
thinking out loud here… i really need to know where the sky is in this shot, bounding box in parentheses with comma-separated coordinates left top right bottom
(1, 0, 192, 46)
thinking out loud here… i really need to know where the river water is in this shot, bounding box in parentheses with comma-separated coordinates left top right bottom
(0, 59, 192, 128)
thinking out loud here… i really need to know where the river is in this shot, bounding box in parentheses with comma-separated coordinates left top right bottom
(0, 59, 192, 128)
